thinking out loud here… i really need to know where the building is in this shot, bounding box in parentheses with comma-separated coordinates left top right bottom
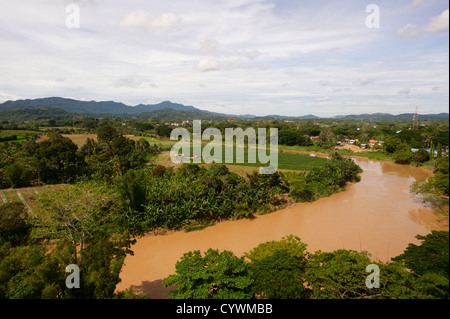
(368, 140, 378, 148)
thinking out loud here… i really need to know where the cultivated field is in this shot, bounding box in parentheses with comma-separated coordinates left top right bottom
(36, 134, 98, 148)
(0, 185, 65, 216)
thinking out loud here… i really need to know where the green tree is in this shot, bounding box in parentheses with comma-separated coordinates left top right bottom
(135, 122, 154, 132)
(80, 138, 99, 157)
(151, 164, 166, 177)
(393, 231, 449, 279)
(279, 130, 311, 146)
(0, 245, 52, 298)
(28, 182, 135, 299)
(305, 249, 376, 299)
(393, 148, 412, 164)
(249, 250, 309, 299)
(245, 235, 310, 299)
(412, 149, 430, 163)
(384, 136, 402, 154)
(434, 156, 449, 175)
(436, 143, 443, 159)
(116, 169, 147, 212)
(136, 138, 150, 153)
(315, 128, 336, 149)
(156, 125, 172, 138)
(34, 133, 85, 183)
(245, 235, 308, 262)
(429, 140, 434, 159)
(0, 202, 30, 245)
(97, 124, 118, 145)
(411, 158, 449, 206)
(77, 232, 133, 298)
(288, 173, 314, 202)
(164, 249, 253, 299)
(4, 162, 29, 188)
(30, 182, 122, 265)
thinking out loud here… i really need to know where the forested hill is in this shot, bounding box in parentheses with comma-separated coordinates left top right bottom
(0, 97, 448, 121)
(0, 97, 229, 121)
(332, 112, 449, 121)
(0, 97, 212, 115)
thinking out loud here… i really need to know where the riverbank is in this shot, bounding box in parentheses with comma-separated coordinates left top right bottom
(116, 157, 447, 298)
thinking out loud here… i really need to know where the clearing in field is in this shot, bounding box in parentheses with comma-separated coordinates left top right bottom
(36, 134, 98, 148)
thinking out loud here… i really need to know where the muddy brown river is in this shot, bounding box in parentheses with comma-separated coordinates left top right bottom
(116, 157, 448, 298)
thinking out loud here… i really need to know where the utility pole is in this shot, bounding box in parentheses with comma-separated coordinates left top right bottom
(413, 106, 419, 130)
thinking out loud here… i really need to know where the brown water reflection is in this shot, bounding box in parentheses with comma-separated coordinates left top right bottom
(116, 158, 447, 298)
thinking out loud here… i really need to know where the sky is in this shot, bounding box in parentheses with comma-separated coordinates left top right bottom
(0, 0, 448, 117)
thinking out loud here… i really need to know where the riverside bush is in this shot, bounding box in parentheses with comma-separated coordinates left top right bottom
(289, 153, 362, 202)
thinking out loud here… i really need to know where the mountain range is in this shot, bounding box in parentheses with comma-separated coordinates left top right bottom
(0, 97, 448, 121)
(0, 97, 200, 115)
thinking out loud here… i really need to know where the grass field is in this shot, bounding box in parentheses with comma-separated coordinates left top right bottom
(36, 134, 98, 148)
(0, 130, 40, 144)
(131, 136, 177, 150)
(166, 143, 328, 171)
(278, 144, 327, 153)
(336, 148, 393, 161)
(0, 130, 39, 137)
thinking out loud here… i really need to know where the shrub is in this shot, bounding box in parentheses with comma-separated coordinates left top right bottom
(0, 202, 30, 245)
(412, 149, 430, 163)
(394, 149, 412, 164)
(164, 249, 253, 299)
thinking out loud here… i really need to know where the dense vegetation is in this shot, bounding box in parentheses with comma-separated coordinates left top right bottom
(0, 112, 448, 299)
(0, 125, 149, 188)
(411, 157, 449, 207)
(164, 233, 449, 299)
(0, 184, 140, 299)
(116, 163, 289, 233)
(286, 153, 362, 202)
(165, 231, 449, 299)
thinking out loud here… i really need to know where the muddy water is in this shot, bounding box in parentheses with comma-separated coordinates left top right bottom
(116, 158, 447, 298)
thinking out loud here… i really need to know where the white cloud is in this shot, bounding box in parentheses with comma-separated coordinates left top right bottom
(333, 87, 351, 93)
(119, 12, 180, 32)
(423, 9, 449, 33)
(397, 10, 449, 37)
(112, 75, 158, 89)
(196, 53, 256, 72)
(315, 96, 330, 102)
(234, 50, 260, 60)
(411, 0, 427, 8)
(398, 88, 410, 94)
(0, 91, 23, 103)
(200, 39, 219, 52)
(357, 77, 373, 85)
(397, 24, 421, 37)
(197, 58, 221, 72)
(0, 0, 448, 116)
